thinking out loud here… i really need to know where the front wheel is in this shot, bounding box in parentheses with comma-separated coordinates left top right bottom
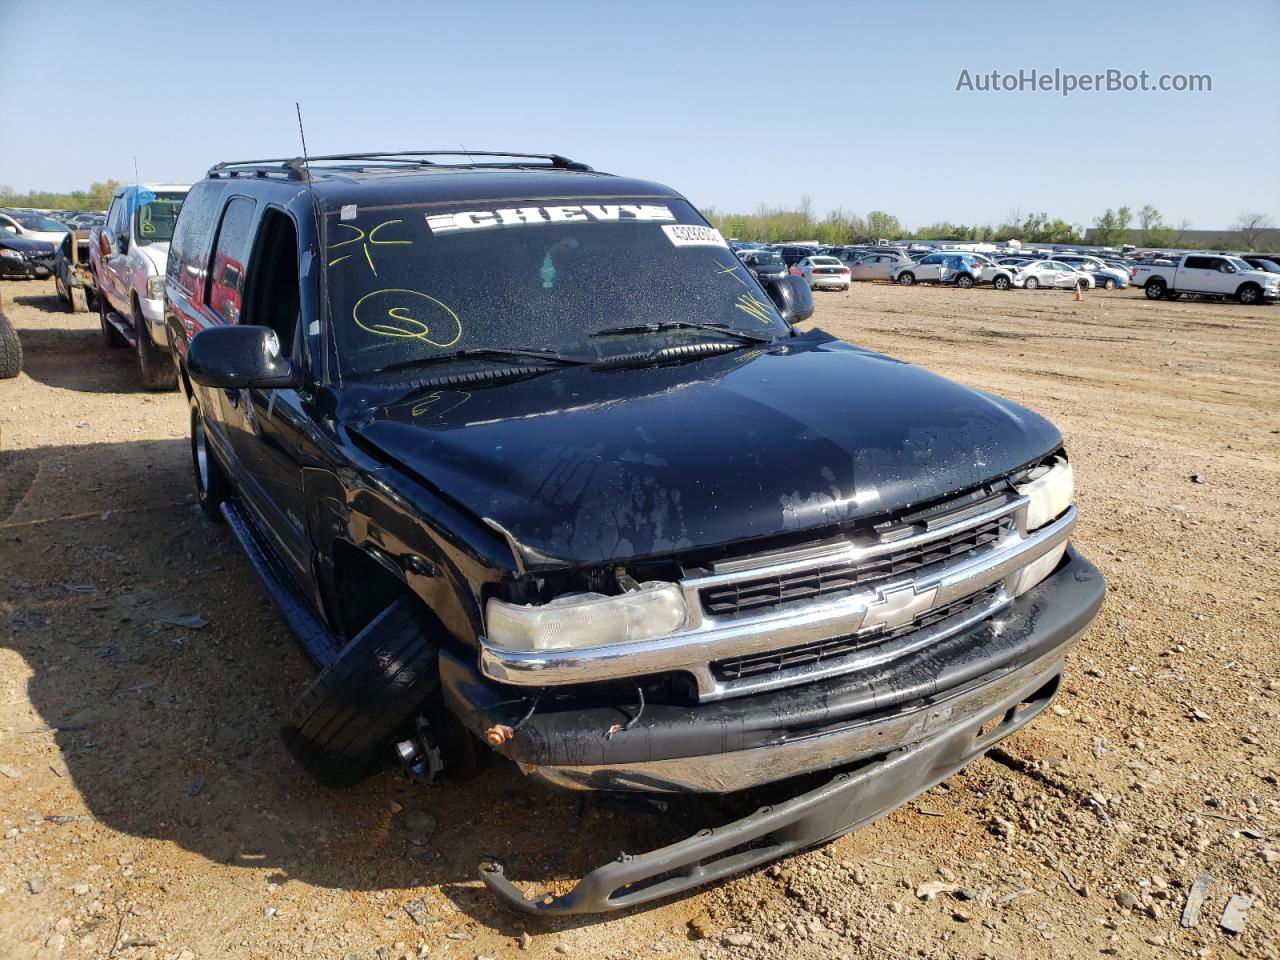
(190, 401, 230, 522)
(1103, 278, 1117, 290)
(0, 307, 22, 379)
(1237, 284, 1262, 305)
(134, 301, 178, 391)
(282, 597, 445, 788)
(897, 272, 915, 286)
(69, 285, 88, 313)
(1024, 277, 1039, 290)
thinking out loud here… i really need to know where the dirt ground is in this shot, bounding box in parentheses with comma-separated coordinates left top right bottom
(1, 277, 1277, 960)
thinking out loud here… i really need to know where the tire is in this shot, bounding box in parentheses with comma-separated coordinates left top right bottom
(282, 597, 444, 788)
(993, 275, 1011, 291)
(0, 308, 22, 379)
(190, 400, 230, 522)
(955, 274, 974, 289)
(98, 289, 127, 348)
(1103, 278, 1117, 291)
(1024, 277, 1039, 290)
(54, 273, 68, 304)
(1237, 283, 1262, 306)
(1145, 279, 1167, 300)
(842, 285, 849, 292)
(69, 284, 88, 313)
(897, 272, 915, 286)
(134, 300, 177, 391)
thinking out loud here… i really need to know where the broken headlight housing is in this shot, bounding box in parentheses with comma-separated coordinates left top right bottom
(1015, 456, 1073, 531)
(486, 583, 688, 652)
(1011, 456, 1074, 596)
(146, 274, 165, 299)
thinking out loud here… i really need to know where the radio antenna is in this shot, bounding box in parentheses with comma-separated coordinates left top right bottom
(295, 102, 311, 168)
(295, 102, 322, 218)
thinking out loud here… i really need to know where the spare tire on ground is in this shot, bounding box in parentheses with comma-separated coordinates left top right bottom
(0, 305, 22, 379)
(281, 596, 444, 787)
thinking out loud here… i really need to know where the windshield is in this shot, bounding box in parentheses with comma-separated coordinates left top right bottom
(325, 198, 787, 378)
(132, 191, 186, 245)
(12, 214, 67, 232)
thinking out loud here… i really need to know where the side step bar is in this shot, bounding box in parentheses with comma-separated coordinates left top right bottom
(221, 500, 340, 667)
(104, 310, 137, 349)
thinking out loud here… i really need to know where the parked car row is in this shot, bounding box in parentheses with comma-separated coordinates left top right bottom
(731, 239, 1277, 303)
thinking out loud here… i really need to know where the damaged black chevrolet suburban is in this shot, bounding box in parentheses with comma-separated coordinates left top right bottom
(165, 151, 1104, 913)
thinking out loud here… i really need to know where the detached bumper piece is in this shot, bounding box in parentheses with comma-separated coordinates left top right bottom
(481, 642, 1064, 914)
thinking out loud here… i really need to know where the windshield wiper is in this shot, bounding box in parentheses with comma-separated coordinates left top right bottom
(589, 321, 774, 345)
(369, 346, 591, 377)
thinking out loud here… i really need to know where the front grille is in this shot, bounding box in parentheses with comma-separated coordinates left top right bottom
(700, 515, 1011, 617)
(709, 584, 1001, 683)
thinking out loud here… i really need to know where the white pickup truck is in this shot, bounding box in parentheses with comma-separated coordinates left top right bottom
(1132, 253, 1279, 305)
(90, 183, 189, 389)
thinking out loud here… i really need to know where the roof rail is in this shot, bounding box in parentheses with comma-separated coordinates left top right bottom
(207, 151, 592, 180)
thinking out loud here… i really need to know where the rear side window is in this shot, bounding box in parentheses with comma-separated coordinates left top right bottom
(168, 180, 226, 298)
(1184, 256, 1214, 270)
(206, 197, 258, 322)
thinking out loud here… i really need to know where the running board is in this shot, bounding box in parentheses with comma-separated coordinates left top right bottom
(221, 499, 340, 667)
(105, 310, 137, 348)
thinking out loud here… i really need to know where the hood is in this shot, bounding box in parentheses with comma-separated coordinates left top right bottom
(346, 331, 1062, 568)
(137, 242, 170, 276)
(0, 235, 54, 254)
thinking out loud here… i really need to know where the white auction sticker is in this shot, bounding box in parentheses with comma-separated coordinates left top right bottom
(661, 224, 727, 248)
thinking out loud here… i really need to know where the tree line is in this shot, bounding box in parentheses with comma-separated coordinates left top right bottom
(0, 181, 122, 212)
(4, 181, 1273, 251)
(704, 198, 1276, 251)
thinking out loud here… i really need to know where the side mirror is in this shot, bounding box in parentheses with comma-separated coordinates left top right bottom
(188, 325, 301, 390)
(766, 274, 815, 324)
(98, 231, 113, 258)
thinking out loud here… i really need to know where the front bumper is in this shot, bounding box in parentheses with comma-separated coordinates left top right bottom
(448, 545, 1103, 794)
(473, 547, 1103, 913)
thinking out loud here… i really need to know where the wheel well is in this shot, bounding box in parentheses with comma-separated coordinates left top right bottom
(1237, 281, 1261, 292)
(329, 540, 412, 640)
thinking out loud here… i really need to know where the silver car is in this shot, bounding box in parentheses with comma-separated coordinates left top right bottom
(847, 251, 911, 282)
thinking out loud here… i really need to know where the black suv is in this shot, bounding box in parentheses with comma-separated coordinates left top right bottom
(167, 150, 1104, 914)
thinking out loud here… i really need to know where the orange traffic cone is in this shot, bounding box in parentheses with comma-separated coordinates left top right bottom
(1074, 278, 1083, 302)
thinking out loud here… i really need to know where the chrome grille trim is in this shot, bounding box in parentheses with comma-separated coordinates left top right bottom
(478, 498, 1075, 701)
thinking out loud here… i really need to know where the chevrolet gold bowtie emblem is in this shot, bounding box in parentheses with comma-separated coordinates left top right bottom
(861, 583, 939, 631)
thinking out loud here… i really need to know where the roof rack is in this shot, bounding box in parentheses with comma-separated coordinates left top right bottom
(207, 150, 593, 180)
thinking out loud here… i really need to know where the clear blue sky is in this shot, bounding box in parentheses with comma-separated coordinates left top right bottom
(2, 0, 1277, 230)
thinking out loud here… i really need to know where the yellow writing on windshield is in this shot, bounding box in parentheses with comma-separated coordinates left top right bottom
(353, 289, 463, 348)
(734, 292, 774, 325)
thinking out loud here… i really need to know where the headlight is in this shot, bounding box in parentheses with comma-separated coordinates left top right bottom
(485, 583, 688, 652)
(0, 248, 21, 260)
(146, 275, 165, 299)
(1010, 457, 1074, 597)
(1015, 457, 1073, 531)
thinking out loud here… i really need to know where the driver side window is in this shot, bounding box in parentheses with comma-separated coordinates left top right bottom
(242, 209, 302, 363)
